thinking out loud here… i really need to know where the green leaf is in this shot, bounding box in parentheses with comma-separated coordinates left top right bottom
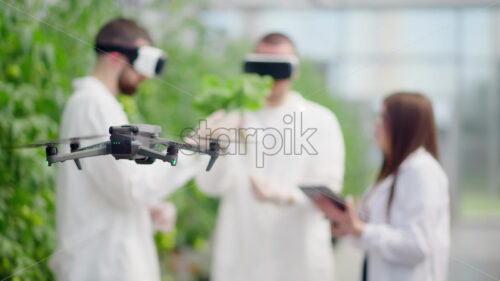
(194, 74, 272, 115)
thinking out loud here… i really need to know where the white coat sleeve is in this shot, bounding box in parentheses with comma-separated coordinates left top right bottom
(293, 110, 345, 206)
(195, 152, 238, 197)
(265, 110, 345, 208)
(194, 112, 243, 197)
(79, 101, 203, 209)
(307, 111, 345, 193)
(358, 167, 443, 265)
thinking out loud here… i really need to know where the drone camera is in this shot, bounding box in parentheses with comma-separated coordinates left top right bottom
(134, 157, 156, 165)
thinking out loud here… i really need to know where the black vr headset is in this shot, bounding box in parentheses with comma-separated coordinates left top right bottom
(95, 44, 168, 78)
(243, 53, 299, 80)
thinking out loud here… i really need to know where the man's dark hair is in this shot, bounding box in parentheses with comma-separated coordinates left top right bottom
(257, 32, 296, 51)
(95, 18, 152, 52)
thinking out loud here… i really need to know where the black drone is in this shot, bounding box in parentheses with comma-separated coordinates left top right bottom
(9, 124, 220, 171)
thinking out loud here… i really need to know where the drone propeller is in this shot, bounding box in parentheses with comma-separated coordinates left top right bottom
(193, 135, 256, 144)
(2, 134, 108, 149)
(158, 130, 256, 144)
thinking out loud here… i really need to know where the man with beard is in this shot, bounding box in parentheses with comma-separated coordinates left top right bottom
(49, 18, 200, 281)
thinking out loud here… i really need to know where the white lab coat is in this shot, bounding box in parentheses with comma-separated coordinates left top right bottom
(196, 92, 345, 281)
(49, 76, 201, 281)
(353, 147, 450, 281)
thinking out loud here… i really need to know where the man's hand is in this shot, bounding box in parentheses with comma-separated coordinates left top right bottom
(184, 110, 243, 151)
(149, 202, 177, 233)
(249, 173, 295, 206)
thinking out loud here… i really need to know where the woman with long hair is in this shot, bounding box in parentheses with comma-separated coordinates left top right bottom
(315, 92, 450, 281)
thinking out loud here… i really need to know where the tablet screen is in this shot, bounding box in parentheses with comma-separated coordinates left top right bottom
(299, 186, 346, 211)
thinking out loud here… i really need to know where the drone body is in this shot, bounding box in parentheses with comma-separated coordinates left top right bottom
(41, 124, 220, 171)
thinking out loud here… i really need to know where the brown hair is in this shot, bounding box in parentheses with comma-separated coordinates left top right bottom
(377, 92, 439, 217)
(95, 18, 152, 51)
(257, 32, 296, 52)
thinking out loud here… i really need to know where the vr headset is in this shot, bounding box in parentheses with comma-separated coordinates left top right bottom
(95, 44, 168, 78)
(243, 53, 299, 80)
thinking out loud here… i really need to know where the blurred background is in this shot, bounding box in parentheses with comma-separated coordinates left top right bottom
(0, 0, 499, 280)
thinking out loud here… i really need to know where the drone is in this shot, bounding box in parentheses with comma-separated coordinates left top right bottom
(7, 124, 221, 171)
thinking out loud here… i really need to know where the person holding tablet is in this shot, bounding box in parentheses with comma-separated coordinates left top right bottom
(315, 92, 450, 281)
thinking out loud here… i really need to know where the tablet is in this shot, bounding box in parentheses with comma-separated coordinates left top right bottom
(299, 186, 346, 211)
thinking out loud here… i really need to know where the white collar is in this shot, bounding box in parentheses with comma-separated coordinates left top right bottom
(399, 147, 427, 170)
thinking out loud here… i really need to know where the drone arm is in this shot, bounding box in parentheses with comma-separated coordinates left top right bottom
(47, 143, 111, 165)
(151, 137, 220, 171)
(175, 145, 219, 171)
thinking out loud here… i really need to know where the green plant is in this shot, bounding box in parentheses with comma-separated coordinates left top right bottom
(0, 1, 371, 280)
(0, 1, 121, 280)
(194, 74, 273, 116)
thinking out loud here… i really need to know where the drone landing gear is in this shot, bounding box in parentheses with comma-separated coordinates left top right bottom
(205, 141, 220, 171)
(70, 142, 82, 170)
